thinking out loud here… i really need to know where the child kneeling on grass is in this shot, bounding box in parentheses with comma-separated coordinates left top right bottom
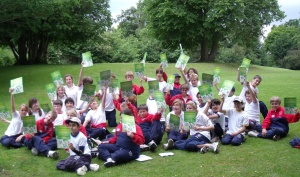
(56, 117, 99, 175)
(248, 96, 300, 141)
(97, 108, 145, 168)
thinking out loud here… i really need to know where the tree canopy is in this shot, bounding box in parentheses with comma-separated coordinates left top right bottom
(143, 0, 284, 62)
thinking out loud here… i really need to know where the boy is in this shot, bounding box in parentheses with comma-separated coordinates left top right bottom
(165, 83, 193, 111)
(53, 100, 67, 126)
(97, 108, 145, 168)
(23, 111, 58, 159)
(56, 117, 99, 175)
(248, 96, 300, 140)
(185, 73, 201, 105)
(244, 81, 260, 130)
(219, 96, 249, 146)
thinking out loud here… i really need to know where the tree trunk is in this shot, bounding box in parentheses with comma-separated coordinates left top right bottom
(208, 39, 219, 62)
(16, 35, 29, 65)
(200, 39, 209, 62)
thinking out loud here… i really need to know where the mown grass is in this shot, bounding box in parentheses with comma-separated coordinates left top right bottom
(0, 63, 300, 177)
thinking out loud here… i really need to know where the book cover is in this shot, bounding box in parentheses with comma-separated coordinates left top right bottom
(198, 84, 214, 102)
(241, 58, 251, 68)
(0, 102, 10, 119)
(239, 66, 247, 82)
(169, 114, 180, 131)
(45, 83, 57, 100)
(109, 78, 119, 94)
(175, 53, 190, 70)
(10, 77, 24, 94)
(122, 114, 136, 133)
(23, 115, 37, 134)
(134, 63, 144, 78)
(160, 53, 168, 68)
(148, 80, 159, 97)
(154, 90, 167, 109)
(213, 67, 221, 83)
(40, 103, 51, 114)
(55, 125, 70, 149)
(218, 80, 235, 97)
(82, 51, 93, 67)
(202, 73, 214, 86)
(183, 111, 196, 130)
(100, 70, 111, 89)
(166, 75, 175, 90)
(284, 97, 297, 114)
(51, 70, 64, 86)
(120, 81, 133, 97)
(80, 84, 96, 102)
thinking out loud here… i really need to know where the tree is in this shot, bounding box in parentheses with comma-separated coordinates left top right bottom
(143, 0, 284, 62)
(0, 0, 111, 65)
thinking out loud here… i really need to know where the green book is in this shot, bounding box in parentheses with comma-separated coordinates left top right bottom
(213, 67, 221, 83)
(82, 51, 93, 67)
(239, 66, 247, 82)
(166, 75, 175, 90)
(175, 53, 190, 70)
(184, 111, 196, 130)
(120, 81, 133, 97)
(0, 102, 10, 119)
(202, 73, 214, 86)
(10, 77, 24, 94)
(122, 114, 136, 133)
(154, 90, 166, 109)
(100, 70, 111, 89)
(23, 115, 37, 134)
(40, 103, 51, 114)
(241, 58, 251, 69)
(198, 84, 213, 102)
(134, 63, 144, 78)
(169, 114, 180, 131)
(284, 97, 297, 114)
(140, 52, 147, 67)
(45, 83, 57, 100)
(109, 78, 119, 94)
(80, 84, 96, 102)
(160, 53, 168, 68)
(148, 80, 159, 97)
(218, 80, 235, 97)
(51, 70, 64, 86)
(55, 125, 70, 149)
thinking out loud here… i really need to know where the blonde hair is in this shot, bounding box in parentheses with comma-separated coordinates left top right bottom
(56, 86, 67, 98)
(189, 73, 199, 80)
(180, 83, 190, 90)
(270, 96, 281, 104)
(125, 71, 134, 79)
(186, 101, 197, 110)
(19, 104, 29, 112)
(172, 99, 183, 110)
(66, 109, 78, 117)
(47, 110, 57, 119)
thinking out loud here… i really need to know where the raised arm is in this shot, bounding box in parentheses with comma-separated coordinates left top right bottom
(78, 63, 84, 87)
(179, 68, 188, 84)
(203, 99, 211, 116)
(246, 81, 257, 103)
(237, 67, 241, 83)
(219, 94, 226, 114)
(100, 86, 108, 108)
(213, 82, 220, 92)
(9, 88, 16, 113)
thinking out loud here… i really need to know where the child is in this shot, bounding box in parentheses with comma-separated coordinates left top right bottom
(185, 73, 201, 105)
(174, 101, 218, 153)
(163, 99, 188, 150)
(83, 87, 108, 140)
(0, 89, 29, 148)
(143, 68, 167, 94)
(248, 96, 300, 140)
(219, 96, 249, 146)
(56, 117, 99, 175)
(204, 99, 225, 142)
(184, 68, 200, 85)
(165, 83, 193, 111)
(65, 109, 87, 137)
(28, 97, 45, 121)
(244, 81, 260, 130)
(135, 104, 163, 151)
(23, 111, 58, 159)
(119, 71, 144, 107)
(52, 100, 67, 126)
(64, 74, 79, 108)
(97, 108, 145, 167)
(64, 97, 89, 123)
(55, 86, 68, 112)
(196, 93, 208, 113)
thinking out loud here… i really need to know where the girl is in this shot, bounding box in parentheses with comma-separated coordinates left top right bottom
(0, 88, 29, 148)
(65, 109, 87, 137)
(55, 86, 68, 111)
(64, 74, 79, 108)
(184, 68, 200, 85)
(28, 97, 45, 121)
(163, 99, 188, 150)
(144, 68, 167, 95)
(174, 101, 219, 153)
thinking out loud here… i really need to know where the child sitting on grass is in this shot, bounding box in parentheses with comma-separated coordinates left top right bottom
(56, 117, 99, 175)
(0, 88, 29, 148)
(97, 108, 145, 168)
(248, 96, 300, 140)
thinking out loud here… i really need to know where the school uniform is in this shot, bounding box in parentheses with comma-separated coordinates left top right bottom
(98, 123, 144, 164)
(99, 89, 117, 127)
(119, 84, 144, 107)
(166, 111, 188, 142)
(64, 84, 79, 108)
(85, 105, 108, 140)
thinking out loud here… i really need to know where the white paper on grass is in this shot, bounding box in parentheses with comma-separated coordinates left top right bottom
(136, 155, 153, 162)
(159, 152, 174, 157)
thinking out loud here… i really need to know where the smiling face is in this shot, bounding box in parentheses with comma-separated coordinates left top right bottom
(234, 101, 243, 111)
(19, 105, 29, 117)
(44, 112, 56, 124)
(65, 101, 74, 110)
(57, 87, 65, 97)
(90, 100, 98, 110)
(138, 109, 148, 118)
(126, 75, 134, 81)
(190, 78, 198, 87)
(251, 78, 261, 87)
(172, 101, 182, 115)
(31, 101, 39, 111)
(65, 76, 73, 86)
(271, 101, 280, 111)
(211, 103, 220, 112)
(69, 122, 80, 135)
(186, 104, 196, 112)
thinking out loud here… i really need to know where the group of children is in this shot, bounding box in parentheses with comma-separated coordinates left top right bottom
(1, 64, 300, 176)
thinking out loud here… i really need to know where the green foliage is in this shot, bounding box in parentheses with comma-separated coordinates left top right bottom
(0, 47, 15, 66)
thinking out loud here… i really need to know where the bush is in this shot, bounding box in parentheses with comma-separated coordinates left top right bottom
(0, 47, 15, 66)
(281, 49, 300, 70)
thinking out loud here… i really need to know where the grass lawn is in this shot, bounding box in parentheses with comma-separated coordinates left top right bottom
(0, 63, 300, 177)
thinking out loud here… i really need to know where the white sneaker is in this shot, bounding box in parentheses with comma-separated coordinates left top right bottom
(47, 151, 59, 159)
(248, 131, 259, 137)
(167, 139, 174, 149)
(77, 165, 88, 176)
(148, 140, 157, 152)
(209, 142, 219, 154)
(31, 148, 38, 156)
(89, 164, 99, 171)
(104, 158, 115, 168)
(199, 147, 208, 154)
